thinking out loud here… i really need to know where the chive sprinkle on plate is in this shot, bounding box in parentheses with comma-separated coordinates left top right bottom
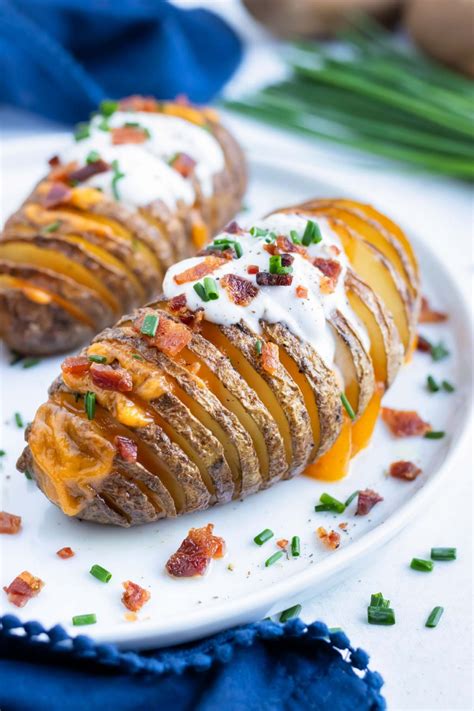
(265, 551, 284, 567)
(89, 564, 112, 583)
(410, 558, 434, 572)
(431, 547, 457, 561)
(254, 528, 274, 546)
(14, 412, 23, 428)
(425, 606, 444, 628)
(72, 613, 97, 626)
(291, 536, 300, 557)
(279, 604, 302, 622)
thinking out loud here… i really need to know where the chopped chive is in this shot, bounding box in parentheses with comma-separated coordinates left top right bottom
(424, 431, 445, 439)
(302, 220, 322, 246)
(14, 412, 23, 428)
(140, 313, 159, 337)
(254, 528, 274, 546)
(88, 354, 107, 364)
(98, 118, 110, 132)
(344, 490, 359, 507)
(431, 342, 449, 361)
(291, 536, 300, 557)
(0, 450, 5, 457)
(74, 123, 90, 141)
(100, 99, 118, 117)
(441, 380, 455, 392)
(340, 393, 356, 420)
(269, 254, 292, 275)
(24, 470, 33, 480)
(22, 357, 40, 369)
(193, 282, 209, 302)
(249, 226, 268, 238)
(367, 607, 396, 625)
(84, 391, 96, 420)
(370, 592, 390, 608)
(319, 492, 346, 514)
(111, 159, 125, 200)
(410, 557, 434, 572)
(431, 547, 456, 561)
(213, 238, 243, 258)
(279, 604, 302, 622)
(89, 564, 112, 583)
(425, 606, 444, 628)
(255, 339, 263, 355)
(315, 504, 335, 512)
(86, 150, 101, 164)
(234, 242, 243, 258)
(132, 354, 144, 361)
(72, 613, 97, 626)
(265, 551, 284, 567)
(290, 229, 302, 244)
(43, 221, 61, 233)
(203, 277, 219, 301)
(426, 375, 440, 392)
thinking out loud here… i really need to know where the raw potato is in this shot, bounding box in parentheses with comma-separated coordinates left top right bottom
(0, 97, 246, 355)
(18, 198, 420, 526)
(405, 0, 474, 76)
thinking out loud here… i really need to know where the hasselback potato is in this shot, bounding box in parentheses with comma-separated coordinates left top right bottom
(0, 96, 246, 355)
(18, 199, 420, 526)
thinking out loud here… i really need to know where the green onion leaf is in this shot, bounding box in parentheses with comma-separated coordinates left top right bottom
(111, 159, 125, 200)
(98, 118, 110, 132)
(431, 547, 456, 561)
(88, 355, 107, 364)
(255, 339, 263, 355)
(14, 412, 23, 428)
(74, 123, 90, 141)
(424, 431, 445, 439)
(291, 536, 300, 557)
(279, 604, 302, 622)
(132, 354, 144, 361)
(43, 221, 61, 234)
(72, 613, 97, 626)
(367, 606, 395, 625)
(140, 313, 159, 337)
(314, 504, 335, 512)
(441, 380, 455, 392)
(370, 592, 390, 608)
(100, 99, 119, 117)
(0, 450, 5, 457)
(319, 492, 346, 513)
(265, 551, 284, 567)
(84, 391, 96, 420)
(254, 528, 274, 546)
(426, 375, 440, 392)
(302, 220, 322, 246)
(290, 230, 302, 245)
(193, 282, 209, 302)
(22, 357, 40, 369)
(425, 606, 444, 628)
(89, 564, 112, 583)
(86, 150, 101, 164)
(410, 557, 434, 572)
(340, 393, 356, 420)
(203, 277, 219, 301)
(250, 226, 268, 238)
(344, 490, 359, 507)
(431, 342, 450, 361)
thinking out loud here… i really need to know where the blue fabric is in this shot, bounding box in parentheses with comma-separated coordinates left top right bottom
(0, 614, 385, 710)
(0, 0, 242, 123)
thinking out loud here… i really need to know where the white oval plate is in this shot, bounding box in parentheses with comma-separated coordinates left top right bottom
(0, 134, 472, 650)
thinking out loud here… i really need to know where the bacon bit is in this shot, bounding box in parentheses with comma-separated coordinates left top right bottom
(317, 527, 340, 550)
(169, 152, 196, 178)
(224, 221, 244, 235)
(115, 436, 138, 462)
(197, 246, 234, 260)
(61, 356, 91, 377)
(56, 547, 75, 559)
(90, 363, 133, 393)
(416, 334, 432, 353)
(119, 95, 159, 112)
(122, 580, 150, 612)
(221, 274, 259, 306)
(256, 272, 293, 287)
(48, 161, 78, 182)
(169, 294, 187, 312)
(276, 538, 289, 549)
(43, 182, 72, 209)
(68, 159, 110, 183)
(111, 126, 148, 145)
(419, 296, 448, 324)
(389, 460, 422, 481)
(174, 257, 227, 285)
(261, 342, 280, 375)
(338, 522, 348, 531)
(329, 245, 341, 256)
(3, 571, 44, 608)
(314, 258, 342, 293)
(134, 312, 192, 357)
(247, 264, 259, 275)
(48, 155, 60, 167)
(275, 235, 307, 256)
(296, 285, 308, 298)
(381, 407, 431, 437)
(166, 523, 226, 578)
(0, 511, 22, 535)
(356, 489, 383, 516)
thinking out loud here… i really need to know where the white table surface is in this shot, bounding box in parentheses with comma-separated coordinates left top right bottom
(1, 3, 473, 707)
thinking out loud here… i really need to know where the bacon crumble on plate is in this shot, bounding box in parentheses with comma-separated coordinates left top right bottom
(221, 274, 258, 306)
(277, 538, 289, 549)
(3, 571, 44, 607)
(389, 460, 422, 481)
(314, 257, 342, 293)
(173, 257, 227, 285)
(416, 334, 432, 353)
(419, 296, 448, 324)
(247, 264, 259, 275)
(0, 511, 22, 535)
(122, 580, 150, 611)
(115, 436, 138, 463)
(296, 285, 308, 298)
(317, 527, 341, 550)
(381, 407, 432, 437)
(261, 342, 280, 375)
(56, 546, 75, 559)
(356, 489, 383, 516)
(166, 523, 225, 578)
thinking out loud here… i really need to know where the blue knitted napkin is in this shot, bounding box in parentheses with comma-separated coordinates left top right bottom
(0, 614, 385, 710)
(0, 0, 242, 123)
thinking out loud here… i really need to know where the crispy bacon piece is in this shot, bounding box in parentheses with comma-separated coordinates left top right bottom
(166, 523, 226, 578)
(0, 511, 22, 535)
(224, 221, 244, 235)
(277, 538, 289, 549)
(256, 272, 293, 287)
(356, 489, 383, 516)
(111, 126, 149, 145)
(174, 257, 227, 285)
(247, 264, 259, 275)
(197, 246, 234, 260)
(296, 285, 308, 298)
(61, 356, 91, 377)
(115, 436, 138, 462)
(119, 95, 159, 112)
(419, 296, 448, 324)
(122, 580, 150, 612)
(170, 152, 196, 178)
(416, 334, 432, 353)
(221, 274, 259, 306)
(90, 363, 133, 392)
(317, 527, 340, 550)
(338, 522, 348, 531)
(381, 407, 431, 437)
(3, 571, 44, 608)
(49, 161, 78, 182)
(314, 258, 342, 293)
(56, 547, 75, 559)
(134, 312, 192, 357)
(389, 460, 422, 481)
(169, 294, 187, 312)
(48, 155, 60, 167)
(68, 159, 110, 183)
(275, 235, 307, 257)
(43, 182, 72, 209)
(261, 342, 280, 375)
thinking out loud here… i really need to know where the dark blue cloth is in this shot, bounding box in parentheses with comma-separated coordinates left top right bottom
(0, 0, 242, 123)
(0, 614, 385, 711)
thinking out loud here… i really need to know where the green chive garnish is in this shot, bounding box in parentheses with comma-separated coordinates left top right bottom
(86, 150, 101, 164)
(370, 592, 390, 608)
(367, 607, 395, 625)
(132, 354, 144, 361)
(100, 99, 118, 117)
(265, 551, 284, 567)
(425, 606, 444, 628)
(193, 282, 209, 302)
(344, 490, 359, 507)
(249, 226, 268, 238)
(85, 391, 96, 420)
(340, 393, 355, 420)
(302, 220, 322, 246)
(314, 504, 335, 512)
(255, 339, 263, 355)
(319, 493, 346, 514)
(431, 342, 449, 361)
(441, 380, 455, 392)
(426, 375, 440, 392)
(290, 230, 302, 245)
(14, 412, 23, 428)
(213, 238, 243, 258)
(111, 159, 125, 200)
(43, 221, 61, 233)
(72, 613, 97, 626)
(410, 558, 434, 572)
(291, 536, 300, 557)
(234, 242, 243, 258)
(0, 450, 5, 457)
(254, 528, 274, 546)
(98, 118, 110, 132)
(74, 123, 90, 141)
(89, 564, 112, 583)
(269, 254, 292, 275)
(140, 313, 159, 337)
(431, 547, 456, 561)
(22, 357, 40, 369)
(203, 277, 219, 301)
(88, 355, 107, 364)
(424, 431, 445, 439)
(24, 470, 33, 480)
(279, 604, 302, 622)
